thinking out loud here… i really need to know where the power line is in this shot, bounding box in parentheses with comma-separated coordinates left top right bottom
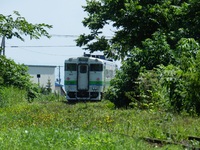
(9, 48, 82, 56)
(6, 45, 84, 57)
(50, 34, 79, 37)
(5, 42, 86, 56)
(50, 34, 113, 39)
(8, 45, 78, 48)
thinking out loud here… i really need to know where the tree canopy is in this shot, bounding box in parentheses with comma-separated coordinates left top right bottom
(0, 11, 52, 41)
(76, 0, 200, 60)
(0, 11, 52, 100)
(78, 0, 200, 114)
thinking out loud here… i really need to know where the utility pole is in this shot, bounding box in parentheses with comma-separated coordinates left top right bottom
(56, 66, 61, 84)
(58, 66, 61, 84)
(37, 74, 41, 86)
(57, 66, 64, 85)
(1, 36, 5, 55)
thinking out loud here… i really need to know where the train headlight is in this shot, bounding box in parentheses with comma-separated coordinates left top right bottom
(67, 86, 75, 92)
(67, 86, 71, 91)
(92, 86, 98, 91)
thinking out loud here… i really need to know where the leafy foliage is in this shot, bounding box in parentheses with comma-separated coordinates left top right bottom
(0, 56, 40, 103)
(0, 11, 53, 103)
(80, 0, 200, 114)
(77, 0, 200, 60)
(0, 56, 31, 88)
(134, 38, 200, 114)
(0, 11, 52, 41)
(105, 31, 173, 108)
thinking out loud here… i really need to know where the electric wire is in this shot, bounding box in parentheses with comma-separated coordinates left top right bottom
(5, 42, 83, 57)
(3, 34, 113, 48)
(3, 33, 111, 56)
(8, 45, 78, 48)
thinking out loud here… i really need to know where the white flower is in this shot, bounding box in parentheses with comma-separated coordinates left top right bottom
(24, 130, 28, 134)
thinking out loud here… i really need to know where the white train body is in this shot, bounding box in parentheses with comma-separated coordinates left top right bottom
(64, 56, 117, 101)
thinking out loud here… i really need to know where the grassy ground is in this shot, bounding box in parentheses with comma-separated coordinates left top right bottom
(0, 100, 200, 149)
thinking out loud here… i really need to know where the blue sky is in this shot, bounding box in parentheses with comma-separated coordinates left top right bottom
(1, 0, 90, 65)
(0, 0, 118, 84)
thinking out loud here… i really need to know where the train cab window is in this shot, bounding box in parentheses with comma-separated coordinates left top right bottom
(90, 64, 103, 71)
(80, 65, 87, 73)
(65, 63, 77, 71)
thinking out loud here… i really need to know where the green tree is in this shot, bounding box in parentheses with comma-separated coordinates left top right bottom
(105, 31, 173, 107)
(79, 0, 200, 111)
(0, 11, 52, 101)
(76, 0, 198, 60)
(0, 56, 31, 88)
(0, 11, 52, 54)
(136, 38, 200, 114)
(0, 11, 52, 40)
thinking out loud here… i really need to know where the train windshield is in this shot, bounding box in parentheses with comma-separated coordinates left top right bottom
(80, 65, 87, 73)
(90, 64, 103, 71)
(65, 63, 77, 71)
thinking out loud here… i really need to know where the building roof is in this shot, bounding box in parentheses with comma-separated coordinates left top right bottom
(55, 82, 64, 87)
(26, 65, 57, 68)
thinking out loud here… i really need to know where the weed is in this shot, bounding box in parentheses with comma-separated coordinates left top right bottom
(0, 99, 200, 149)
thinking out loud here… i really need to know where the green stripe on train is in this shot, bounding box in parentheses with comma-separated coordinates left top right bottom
(65, 80, 104, 85)
(89, 81, 103, 85)
(65, 80, 77, 85)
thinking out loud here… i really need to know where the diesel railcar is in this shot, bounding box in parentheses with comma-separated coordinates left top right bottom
(64, 54, 117, 101)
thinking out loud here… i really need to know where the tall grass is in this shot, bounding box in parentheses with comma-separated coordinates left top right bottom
(0, 86, 27, 107)
(0, 88, 200, 149)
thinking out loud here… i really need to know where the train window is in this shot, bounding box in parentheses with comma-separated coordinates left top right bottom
(65, 63, 77, 71)
(80, 65, 87, 73)
(90, 64, 103, 71)
(78, 57, 88, 62)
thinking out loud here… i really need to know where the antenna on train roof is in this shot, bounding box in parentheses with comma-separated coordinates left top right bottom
(83, 52, 114, 61)
(83, 52, 91, 57)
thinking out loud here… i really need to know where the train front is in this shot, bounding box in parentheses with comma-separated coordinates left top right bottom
(64, 57, 105, 101)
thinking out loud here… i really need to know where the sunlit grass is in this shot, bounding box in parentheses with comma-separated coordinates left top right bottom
(0, 127, 151, 150)
(0, 86, 27, 107)
(0, 99, 200, 149)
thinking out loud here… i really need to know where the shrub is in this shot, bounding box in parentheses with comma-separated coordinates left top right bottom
(104, 60, 140, 108)
(0, 56, 32, 89)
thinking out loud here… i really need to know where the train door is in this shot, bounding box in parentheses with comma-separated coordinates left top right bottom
(77, 64, 89, 90)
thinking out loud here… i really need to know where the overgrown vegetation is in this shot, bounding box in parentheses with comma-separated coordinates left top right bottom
(1, 2, 200, 148)
(105, 37, 200, 114)
(0, 11, 53, 104)
(78, 0, 200, 114)
(0, 100, 200, 149)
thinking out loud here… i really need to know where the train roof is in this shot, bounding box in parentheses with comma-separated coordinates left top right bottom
(65, 56, 113, 63)
(65, 53, 115, 64)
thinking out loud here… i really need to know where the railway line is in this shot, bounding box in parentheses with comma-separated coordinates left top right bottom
(106, 131, 200, 149)
(143, 132, 200, 149)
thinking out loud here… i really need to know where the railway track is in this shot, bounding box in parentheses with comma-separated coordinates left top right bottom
(106, 130, 200, 149)
(143, 133, 200, 149)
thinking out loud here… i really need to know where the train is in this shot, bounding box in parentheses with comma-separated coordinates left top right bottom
(64, 53, 118, 101)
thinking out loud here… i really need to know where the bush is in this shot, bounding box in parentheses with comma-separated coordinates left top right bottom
(184, 51, 200, 114)
(27, 84, 40, 102)
(138, 60, 200, 115)
(104, 60, 140, 108)
(128, 68, 166, 110)
(0, 56, 32, 89)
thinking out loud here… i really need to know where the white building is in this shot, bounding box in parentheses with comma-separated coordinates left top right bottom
(27, 65, 56, 91)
